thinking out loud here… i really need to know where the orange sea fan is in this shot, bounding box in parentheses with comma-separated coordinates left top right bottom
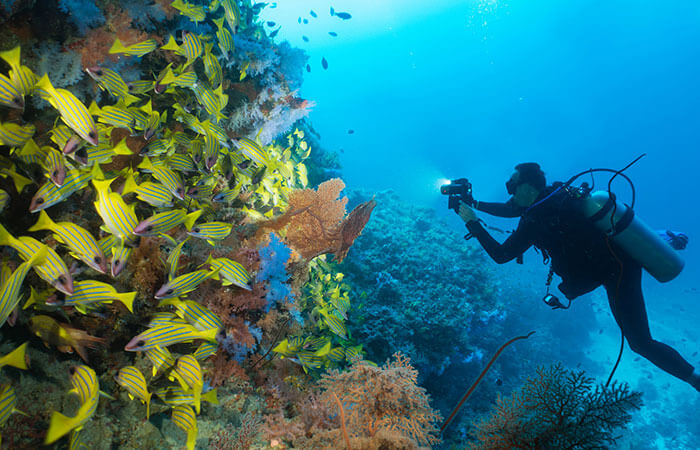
(259, 179, 376, 263)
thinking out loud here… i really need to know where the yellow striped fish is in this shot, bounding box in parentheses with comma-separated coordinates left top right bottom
(0, 189, 8, 212)
(91, 101, 135, 131)
(35, 74, 98, 146)
(85, 67, 138, 105)
(154, 267, 216, 299)
(29, 210, 108, 274)
(110, 242, 132, 277)
(187, 221, 233, 246)
(0, 72, 24, 109)
(45, 365, 100, 445)
(212, 185, 241, 204)
(133, 209, 201, 236)
(161, 32, 204, 67)
(171, 404, 197, 450)
(92, 174, 138, 242)
(0, 342, 28, 370)
(160, 67, 198, 89)
(206, 255, 252, 290)
(221, 0, 242, 33)
(0, 46, 37, 96)
(166, 153, 196, 173)
(0, 121, 34, 148)
(171, 0, 206, 24)
(29, 168, 92, 212)
(127, 79, 155, 95)
(154, 385, 218, 407)
(203, 44, 222, 88)
(319, 308, 348, 339)
(148, 311, 188, 328)
(115, 366, 152, 419)
(213, 17, 234, 59)
(144, 345, 176, 376)
(193, 82, 228, 123)
(133, 181, 174, 208)
(14, 138, 47, 167)
(202, 132, 220, 171)
(109, 38, 158, 57)
(234, 137, 267, 165)
(0, 225, 72, 295)
(43, 146, 67, 187)
(164, 235, 189, 280)
(171, 355, 204, 414)
(158, 297, 223, 332)
(0, 384, 26, 440)
(69, 430, 88, 450)
(137, 157, 186, 200)
(124, 323, 218, 351)
(193, 341, 218, 360)
(54, 279, 136, 314)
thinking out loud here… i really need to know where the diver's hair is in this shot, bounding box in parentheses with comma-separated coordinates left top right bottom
(514, 162, 546, 190)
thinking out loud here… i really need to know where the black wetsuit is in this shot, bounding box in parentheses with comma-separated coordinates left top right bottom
(468, 185, 695, 383)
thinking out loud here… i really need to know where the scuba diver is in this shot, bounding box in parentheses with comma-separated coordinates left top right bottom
(451, 162, 699, 392)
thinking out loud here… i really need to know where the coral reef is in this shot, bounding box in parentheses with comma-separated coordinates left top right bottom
(470, 363, 643, 449)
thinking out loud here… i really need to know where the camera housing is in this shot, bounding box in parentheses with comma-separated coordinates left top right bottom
(440, 178, 473, 213)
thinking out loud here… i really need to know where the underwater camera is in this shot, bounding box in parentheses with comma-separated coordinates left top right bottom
(440, 178, 473, 213)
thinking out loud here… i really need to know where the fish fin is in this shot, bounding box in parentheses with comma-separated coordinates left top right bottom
(220, 279, 232, 286)
(99, 390, 116, 400)
(88, 101, 101, 116)
(161, 35, 180, 52)
(202, 388, 219, 405)
(0, 223, 19, 248)
(28, 210, 56, 232)
(145, 393, 151, 419)
(160, 67, 176, 85)
(0, 342, 28, 370)
(199, 327, 218, 342)
(121, 168, 139, 195)
(109, 38, 127, 54)
(116, 291, 136, 313)
(137, 156, 153, 171)
(34, 73, 56, 105)
(45, 410, 76, 444)
(0, 45, 21, 69)
(213, 17, 224, 29)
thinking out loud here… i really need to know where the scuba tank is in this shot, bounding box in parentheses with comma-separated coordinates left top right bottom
(581, 190, 684, 282)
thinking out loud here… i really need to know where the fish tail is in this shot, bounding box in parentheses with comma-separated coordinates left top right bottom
(45, 410, 76, 444)
(108, 38, 127, 54)
(65, 326, 105, 363)
(0, 342, 28, 370)
(183, 210, 202, 231)
(116, 291, 136, 313)
(202, 387, 219, 405)
(0, 45, 21, 70)
(161, 35, 181, 52)
(28, 209, 56, 232)
(213, 17, 224, 30)
(0, 222, 19, 248)
(145, 392, 152, 420)
(121, 168, 139, 195)
(330, 6, 335, 15)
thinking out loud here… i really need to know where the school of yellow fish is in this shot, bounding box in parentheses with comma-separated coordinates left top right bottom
(0, 0, 312, 447)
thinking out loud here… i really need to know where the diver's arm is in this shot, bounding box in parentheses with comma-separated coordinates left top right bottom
(473, 199, 524, 218)
(465, 219, 533, 264)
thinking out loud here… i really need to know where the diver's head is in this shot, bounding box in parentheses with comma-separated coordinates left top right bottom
(506, 162, 546, 207)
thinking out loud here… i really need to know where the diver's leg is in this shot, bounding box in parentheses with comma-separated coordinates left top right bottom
(605, 262, 696, 387)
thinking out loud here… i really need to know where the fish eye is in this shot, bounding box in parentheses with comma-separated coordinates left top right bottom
(146, 225, 153, 232)
(69, 367, 76, 375)
(52, 170, 58, 177)
(193, 227, 200, 233)
(137, 340, 145, 347)
(95, 69, 103, 76)
(114, 259, 121, 266)
(36, 197, 44, 204)
(94, 256, 102, 264)
(89, 132, 96, 139)
(58, 276, 66, 284)
(165, 289, 174, 295)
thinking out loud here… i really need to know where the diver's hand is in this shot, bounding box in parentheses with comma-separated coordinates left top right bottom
(458, 201, 478, 224)
(666, 230, 689, 250)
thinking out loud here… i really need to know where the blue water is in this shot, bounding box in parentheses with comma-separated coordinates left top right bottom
(263, 0, 700, 445)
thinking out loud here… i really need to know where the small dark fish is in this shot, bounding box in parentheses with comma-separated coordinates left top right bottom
(328, 31, 338, 37)
(310, 10, 317, 18)
(251, 2, 268, 14)
(321, 57, 328, 69)
(306, 64, 311, 72)
(495, 379, 502, 386)
(303, 18, 308, 24)
(271, 3, 276, 8)
(348, 129, 354, 134)
(266, 21, 276, 27)
(692, 351, 698, 357)
(270, 27, 280, 38)
(237, 160, 251, 170)
(598, 329, 603, 334)
(634, 357, 641, 361)
(298, 17, 301, 24)
(330, 7, 351, 20)
(302, 36, 309, 42)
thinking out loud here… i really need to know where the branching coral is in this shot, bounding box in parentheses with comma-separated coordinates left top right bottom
(318, 352, 442, 447)
(470, 364, 643, 449)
